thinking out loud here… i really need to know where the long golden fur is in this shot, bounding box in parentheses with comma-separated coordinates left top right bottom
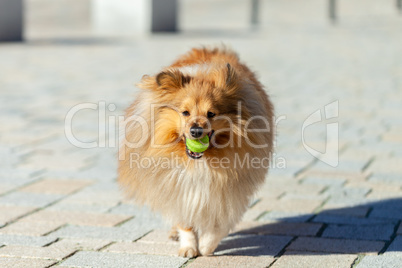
(118, 47, 274, 257)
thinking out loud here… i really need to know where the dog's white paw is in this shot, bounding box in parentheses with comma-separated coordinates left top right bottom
(199, 245, 215, 256)
(178, 246, 199, 258)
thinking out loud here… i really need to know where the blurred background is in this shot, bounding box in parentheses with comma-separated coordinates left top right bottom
(1, 0, 402, 40)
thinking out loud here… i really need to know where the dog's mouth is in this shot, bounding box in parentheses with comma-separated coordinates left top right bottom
(186, 147, 204, 159)
(185, 131, 214, 160)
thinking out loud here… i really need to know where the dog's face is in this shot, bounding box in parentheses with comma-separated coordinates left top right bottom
(178, 84, 218, 159)
(141, 64, 240, 159)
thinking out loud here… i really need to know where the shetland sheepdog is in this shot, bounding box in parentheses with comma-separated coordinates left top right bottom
(118, 47, 274, 257)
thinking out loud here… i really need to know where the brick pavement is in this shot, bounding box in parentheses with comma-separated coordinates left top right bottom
(1, 0, 402, 267)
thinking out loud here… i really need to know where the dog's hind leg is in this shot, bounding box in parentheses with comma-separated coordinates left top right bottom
(168, 225, 179, 241)
(177, 226, 199, 258)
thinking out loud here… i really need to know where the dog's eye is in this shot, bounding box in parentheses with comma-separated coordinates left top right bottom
(182, 111, 190, 116)
(207, 111, 216, 118)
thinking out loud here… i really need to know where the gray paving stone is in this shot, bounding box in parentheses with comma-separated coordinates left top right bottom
(320, 205, 370, 217)
(0, 169, 41, 188)
(313, 214, 395, 225)
(258, 211, 314, 223)
(301, 177, 346, 187)
(110, 205, 167, 229)
(108, 203, 157, 217)
(369, 207, 402, 220)
(215, 234, 293, 256)
(368, 173, 402, 184)
(117, 215, 168, 230)
(324, 186, 371, 199)
(0, 257, 57, 268)
(385, 236, 402, 256)
(322, 224, 395, 241)
(356, 255, 402, 268)
(235, 222, 322, 237)
(309, 160, 366, 173)
(49, 224, 153, 241)
(60, 251, 188, 268)
(271, 251, 358, 268)
(0, 168, 41, 182)
(48, 202, 112, 213)
(324, 197, 375, 207)
(0, 192, 63, 207)
(0, 234, 56, 247)
(287, 237, 384, 254)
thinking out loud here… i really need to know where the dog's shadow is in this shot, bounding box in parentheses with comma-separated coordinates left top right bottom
(214, 198, 402, 256)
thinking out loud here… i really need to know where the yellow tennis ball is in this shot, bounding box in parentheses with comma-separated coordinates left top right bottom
(186, 135, 209, 153)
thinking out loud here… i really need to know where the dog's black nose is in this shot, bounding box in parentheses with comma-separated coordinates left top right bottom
(190, 126, 203, 138)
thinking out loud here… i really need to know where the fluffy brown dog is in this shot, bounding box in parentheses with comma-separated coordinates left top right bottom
(118, 47, 274, 257)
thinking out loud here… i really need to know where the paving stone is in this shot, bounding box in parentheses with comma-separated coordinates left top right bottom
(105, 241, 178, 256)
(356, 255, 402, 268)
(59, 251, 188, 268)
(369, 207, 402, 220)
(0, 244, 75, 260)
(320, 204, 370, 217)
(398, 223, 402, 235)
(0, 234, 56, 247)
(51, 238, 112, 251)
(257, 211, 314, 222)
(138, 230, 178, 245)
(368, 172, 402, 185)
(0, 192, 63, 207)
(189, 255, 275, 268)
(46, 167, 118, 182)
(385, 236, 402, 256)
(324, 186, 371, 199)
(108, 203, 167, 228)
(0, 220, 63, 236)
(21, 209, 131, 227)
(287, 237, 384, 254)
(0, 183, 16, 195)
(367, 189, 402, 199)
(242, 206, 267, 221)
(214, 234, 293, 256)
(301, 177, 346, 187)
(118, 215, 168, 230)
(20, 179, 93, 195)
(324, 197, 376, 207)
(49, 225, 152, 241)
(313, 214, 394, 225)
(0, 205, 37, 224)
(48, 201, 113, 213)
(271, 251, 357, 268)
(368, 159, 402, 174)
(59, 190, 121, 207)
(233, 221, 322, 236)
(308, 160, 366, 174)
(322, 224, 395, 241)
(19, 152, 92, 171)
(281, 192, 329, 201)
(0, 168, 42, 184)
(253, 198, 323, 213)
(0, 257, 56, 268)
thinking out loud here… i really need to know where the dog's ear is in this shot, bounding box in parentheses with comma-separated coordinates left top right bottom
(155, 70, 191, 90)
(225, 63, 238, 88)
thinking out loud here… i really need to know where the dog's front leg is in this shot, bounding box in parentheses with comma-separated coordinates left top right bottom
(177, 226, 198, 258)
(198, 226, 229, 256)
